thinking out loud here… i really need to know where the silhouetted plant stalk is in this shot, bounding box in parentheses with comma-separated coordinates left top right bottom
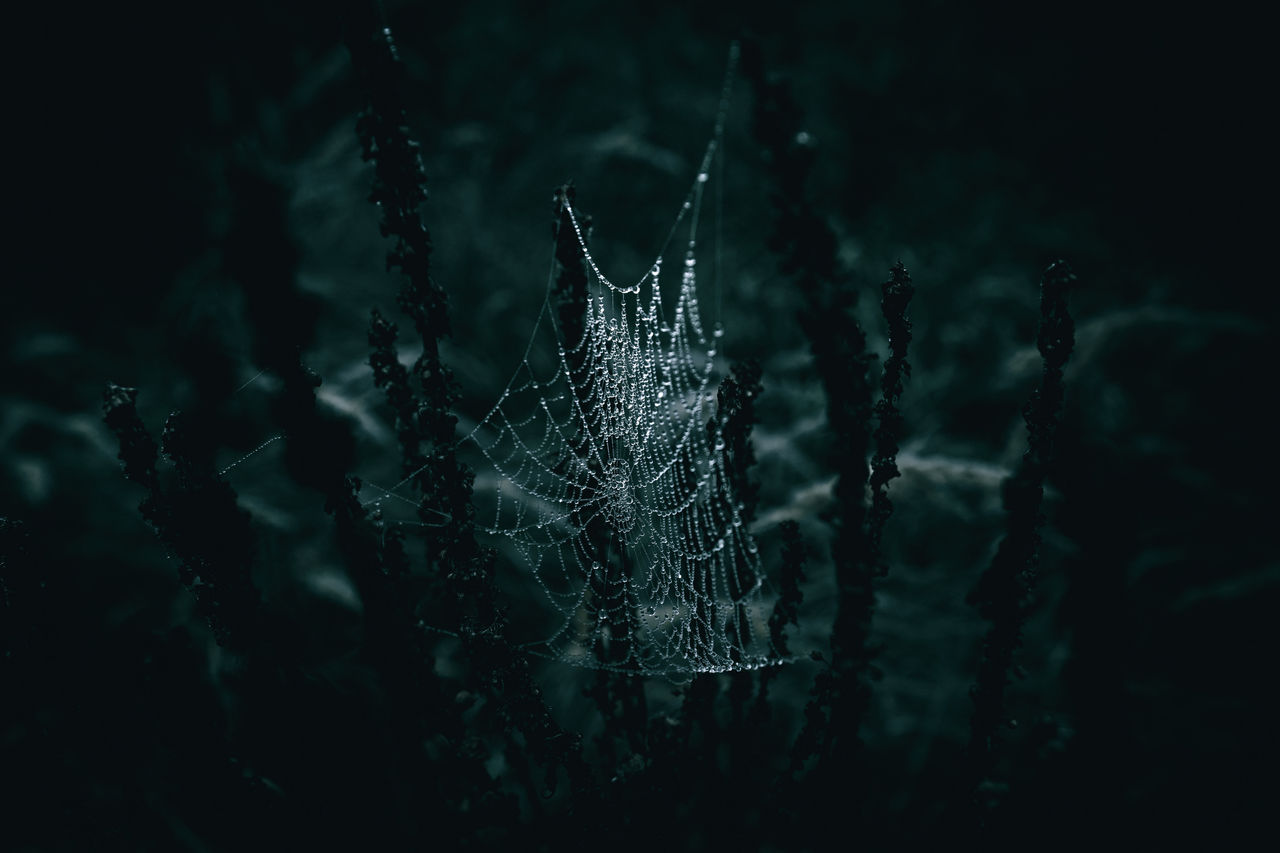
(867, 262, 915, 577)
(752, 520, 807, 725)
(553, 183, 591, 358)
(966, 260, 1076, 812)
(102, 385, 260, 650)
(768, 521, 808, 660)
(716, 361, 766, 752)
(346, 13, 585, 797)
(717, 360, 764, 526)
(743, 40, 878, 772)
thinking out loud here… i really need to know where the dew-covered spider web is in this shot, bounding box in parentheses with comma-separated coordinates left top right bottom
(454, 43, 782, 677)
(364, 43, 782, 677)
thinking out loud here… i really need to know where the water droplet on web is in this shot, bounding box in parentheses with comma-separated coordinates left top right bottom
(715, 538, 725, 551)
(591, 561, 601, 571)
(697, 172, 708, 183)
(647, 606, 656, 616)
(747, 540, 758, 554)
(714, 439, 725, 451)
(713, 323, 724, 338)
(682, 200, 691, 210)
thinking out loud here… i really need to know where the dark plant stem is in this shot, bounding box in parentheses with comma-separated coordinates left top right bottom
(751, 521, 807, 738)
(744, 40, 878, 772)
(867, 262, 915, 578)
(102, 384, 260, 651)
(767, 520, 807, 660)
(553, 183, 591, 357)
(966, 260, 1076, 814)
(716, 360, 764, 526)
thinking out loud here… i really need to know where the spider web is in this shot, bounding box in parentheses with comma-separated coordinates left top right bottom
(459, 43, 781, 676)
